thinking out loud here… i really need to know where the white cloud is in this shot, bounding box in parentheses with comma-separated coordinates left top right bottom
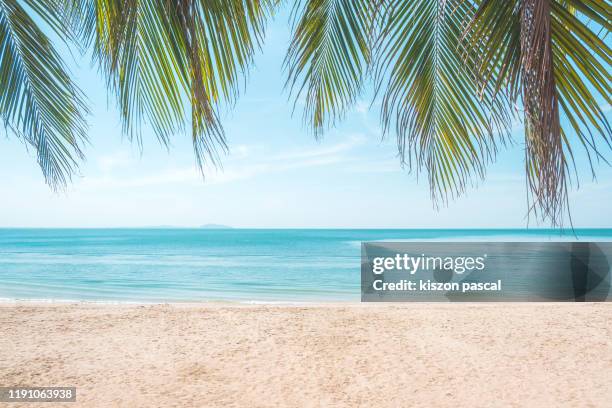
(231, 144, 250, 159)
(77, 136, 363, 190)
(269, 134, 366, 161)
(96, 150, 133, 173)
(344, 161, 401, 174)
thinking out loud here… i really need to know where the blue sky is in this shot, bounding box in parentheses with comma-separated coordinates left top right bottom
(1, 7, 611, 228)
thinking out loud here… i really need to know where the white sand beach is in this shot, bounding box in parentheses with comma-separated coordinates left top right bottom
(1, 303, 611, 407)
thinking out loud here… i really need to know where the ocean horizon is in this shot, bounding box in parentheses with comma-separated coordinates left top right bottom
(2, 228, 612, 303)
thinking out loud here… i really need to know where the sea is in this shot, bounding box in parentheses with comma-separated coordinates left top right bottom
(1, 228, 611, 303)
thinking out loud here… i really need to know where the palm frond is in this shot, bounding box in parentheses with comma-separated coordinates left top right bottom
(376, 0, 512, 203)
(285, 0, 377, 137)
(466, 0, 611, 225)
(74, 0, 275, 169)
(0, 0, 88, 188)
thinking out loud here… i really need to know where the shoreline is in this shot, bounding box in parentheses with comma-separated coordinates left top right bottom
(0, 298, 360, 307)
(2, 298, 609, 307)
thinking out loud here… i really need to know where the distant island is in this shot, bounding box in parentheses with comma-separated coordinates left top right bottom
(200, 224, 233, 229)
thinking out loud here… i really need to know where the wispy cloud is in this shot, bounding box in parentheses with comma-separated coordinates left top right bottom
(269, 134, 366, 161)
(230, 144, 251, 159)
(343, 161, 401, 174)
(97, 150, 133, 173)
(78, 136, 365, 190)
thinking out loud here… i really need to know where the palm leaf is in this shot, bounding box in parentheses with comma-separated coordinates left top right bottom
(375, 0, 512, 203)
(0, 0, 88, 188)
(285, 0, 377, 137)
(466, 0, 611, 225)
(73, 0, 275, 169)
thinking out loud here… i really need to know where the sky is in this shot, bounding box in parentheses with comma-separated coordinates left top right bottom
(1, 6, 611, 228)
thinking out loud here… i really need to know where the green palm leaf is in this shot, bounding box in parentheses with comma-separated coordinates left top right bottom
(0, 0, 88, 188)
(376, 0, 512, 202)
(285, 0, 376, 137)
(73, 0, 275, 168)
(285, 0, 512, 202)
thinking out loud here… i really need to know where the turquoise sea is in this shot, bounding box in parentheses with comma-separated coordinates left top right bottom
(1, 229, 611, 303)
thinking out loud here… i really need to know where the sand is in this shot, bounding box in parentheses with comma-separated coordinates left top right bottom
(0, 302, 611, 407)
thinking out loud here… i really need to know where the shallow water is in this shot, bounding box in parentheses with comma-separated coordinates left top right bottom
(1, 228, 611, 302)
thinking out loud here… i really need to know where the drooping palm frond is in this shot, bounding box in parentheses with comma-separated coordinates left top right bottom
(285, 0, 513, 202)
(521, 0, 566, 224)
(466, 0, 611, 225)
(375, 0, 513, 203)
(285, 0, 378, 137)
(0, 0, 88, 188)
(72, 0, 275, 168)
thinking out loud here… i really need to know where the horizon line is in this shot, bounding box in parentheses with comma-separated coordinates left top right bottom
(2, 226, 612, 230)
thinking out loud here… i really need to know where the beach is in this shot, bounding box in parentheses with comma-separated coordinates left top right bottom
(1, 303, 610, 407)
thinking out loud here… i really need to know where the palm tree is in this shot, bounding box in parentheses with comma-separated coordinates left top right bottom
(1, 0, 609, 225)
